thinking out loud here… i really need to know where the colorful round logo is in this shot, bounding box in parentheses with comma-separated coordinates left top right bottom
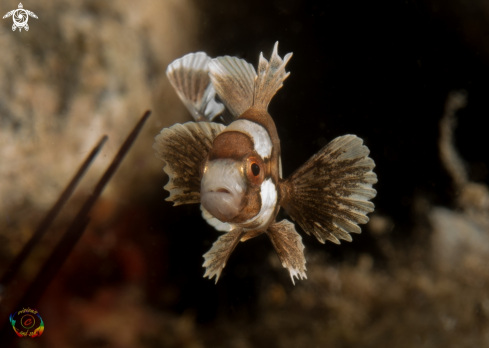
(9, 308, 44, 338)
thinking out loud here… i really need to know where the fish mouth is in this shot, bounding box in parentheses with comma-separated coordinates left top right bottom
(201, 191, 241, 221)
(201, 159, 246, 222)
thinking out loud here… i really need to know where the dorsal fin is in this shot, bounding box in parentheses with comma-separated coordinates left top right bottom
(166, 52, 224, 122)
(209, 41, 292, 119)
(254, 42, 292, 110)
(209, 56, 256, 118)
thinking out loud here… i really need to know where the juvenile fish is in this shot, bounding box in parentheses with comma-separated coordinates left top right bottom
(154, 42, 377, 283)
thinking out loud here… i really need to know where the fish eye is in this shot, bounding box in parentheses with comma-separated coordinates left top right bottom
(251, 163, 260, 176)
(245, 155, 264, 185)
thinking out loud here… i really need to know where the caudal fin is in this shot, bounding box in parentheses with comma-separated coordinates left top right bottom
(280, 135, 377, 245)
(166, 52, 224, 122)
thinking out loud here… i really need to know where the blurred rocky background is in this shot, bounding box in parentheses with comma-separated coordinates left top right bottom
(1, 0, 489, 347)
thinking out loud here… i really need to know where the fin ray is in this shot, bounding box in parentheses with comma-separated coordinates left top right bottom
(166, 52, 224, 121)
(281, 135, 377, 244)
(254, 42, 292, 111)
(202, 227, 245, 283)
(209, 56, 256, 119)
(267, 220, 307, 284)
(153, 122, 225, 205)
(208, 42, 292, 118)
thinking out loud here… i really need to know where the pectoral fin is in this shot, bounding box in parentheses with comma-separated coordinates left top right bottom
(280, 135, 377, 245)
(267, 220, 307, 284)
(202, 227, 245, 283)
(153, 122, 225, 205)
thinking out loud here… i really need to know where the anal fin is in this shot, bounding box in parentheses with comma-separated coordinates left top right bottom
(267, 220, 307, 284)
(202, 227, 245, 283)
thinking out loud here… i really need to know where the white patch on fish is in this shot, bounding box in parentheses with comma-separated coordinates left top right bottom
(223, 119, 272, 159)
(241, 178, 277, 231)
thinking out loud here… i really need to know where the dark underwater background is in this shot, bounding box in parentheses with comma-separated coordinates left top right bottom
(1, 0, 489, 346)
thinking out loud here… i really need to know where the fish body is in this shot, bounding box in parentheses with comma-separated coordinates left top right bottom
(154, 43, 377, 283)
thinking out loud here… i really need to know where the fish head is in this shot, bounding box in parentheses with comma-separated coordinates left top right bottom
(200, 131, 267, 223)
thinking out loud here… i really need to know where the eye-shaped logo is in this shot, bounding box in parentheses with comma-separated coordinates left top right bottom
(9, 308, 44, 338)
(2, 3, 38, 32)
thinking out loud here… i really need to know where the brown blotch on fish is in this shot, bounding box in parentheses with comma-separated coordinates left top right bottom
(208, 131, 255, 161)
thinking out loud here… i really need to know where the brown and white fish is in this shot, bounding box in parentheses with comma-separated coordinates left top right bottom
(154, 42, 377, 284)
